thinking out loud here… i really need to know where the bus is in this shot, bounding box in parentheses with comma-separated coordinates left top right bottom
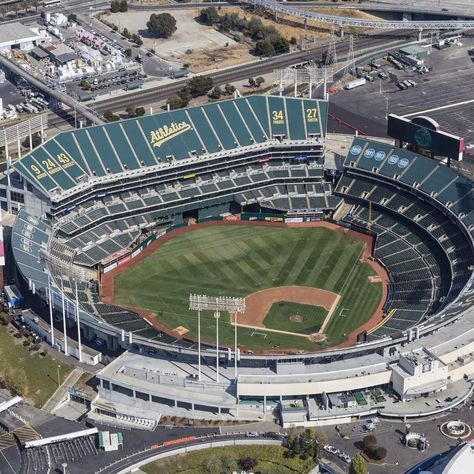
(43, 0, 61, 7)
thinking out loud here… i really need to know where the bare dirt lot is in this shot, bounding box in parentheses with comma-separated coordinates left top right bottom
(105, 9, 237, 59)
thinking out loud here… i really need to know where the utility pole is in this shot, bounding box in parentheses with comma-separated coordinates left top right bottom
(325, 26, 338, 67)
(342, 35, 355, 79)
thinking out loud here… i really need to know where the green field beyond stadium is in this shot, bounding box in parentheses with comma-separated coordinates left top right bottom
(114, 225, 382, 351)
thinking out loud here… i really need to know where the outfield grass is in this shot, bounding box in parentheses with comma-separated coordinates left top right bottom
(141, 445, 315, 474)
(263, 301, 327, 335)
(114, 225, 382, 350)
(0, 323, 72, 408)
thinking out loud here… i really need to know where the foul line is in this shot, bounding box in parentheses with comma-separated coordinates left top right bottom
(234, 323, 311, 338)
(319, 294, 341, 334)
(402, 99, 474, 118)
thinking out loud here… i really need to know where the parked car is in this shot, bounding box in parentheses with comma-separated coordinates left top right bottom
(339, 453, 351, 464)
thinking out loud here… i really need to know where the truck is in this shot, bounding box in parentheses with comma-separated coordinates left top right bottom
(345, 78, 366, 90)
(4, 285, 23, 310)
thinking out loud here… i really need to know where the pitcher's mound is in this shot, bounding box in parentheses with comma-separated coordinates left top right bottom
(289, 314, 304, 323)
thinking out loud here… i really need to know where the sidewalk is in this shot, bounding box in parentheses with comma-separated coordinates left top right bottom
(42, 367, 84, 413)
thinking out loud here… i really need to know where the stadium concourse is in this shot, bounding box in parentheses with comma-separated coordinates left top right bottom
(5, 95, 474, 428)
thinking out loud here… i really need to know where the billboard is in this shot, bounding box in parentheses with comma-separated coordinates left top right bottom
(387, 114, 464, 161)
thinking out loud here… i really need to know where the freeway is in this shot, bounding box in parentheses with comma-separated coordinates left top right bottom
(245, 0, 474, 29)
(0, 54, 105, 125)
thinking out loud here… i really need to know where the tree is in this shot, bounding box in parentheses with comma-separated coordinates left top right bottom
(209, 85, 222, 99)
(167, 95, 186, 110)
(224, 83, 236, 95)
(373, 446, 387, 460)
(80, 79, 91, 90)
(188, 75, 213, 97)
(147, 13, 177, 39)
(362, 434, 377, 451)
(350, 454, 367, 474)
(119, 0, 128, 12)
(122, 28, 131, 39)
(199, 6, 219, 24)
(290, 36, 297, 45)
(178, 88, 191, 105)
(271, 35, 290, 55)
(255, 76, 265, 87)
(239, 457, 258, 470)
(110, 1, 120, 13)
(125, 106, 136, 118)
(103, 111, 120, 122)
(124, 48, 132, 57)
(248, 77, 256, 87)
(67, 13, 77, 22)
(30, 132, 42, 148)
(255, 38, 275, 57)
(135, 107, 145, 117)
(132, 33, 143, 46)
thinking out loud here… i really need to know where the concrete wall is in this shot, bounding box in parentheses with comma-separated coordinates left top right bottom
(237, 371, 391, 397)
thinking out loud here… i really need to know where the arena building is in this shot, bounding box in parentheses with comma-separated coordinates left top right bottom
(6, 95, 474, 428)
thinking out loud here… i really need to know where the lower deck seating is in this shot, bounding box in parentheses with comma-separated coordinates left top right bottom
(344, 203, 452, 340)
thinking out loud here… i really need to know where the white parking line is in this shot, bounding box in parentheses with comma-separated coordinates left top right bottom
(402, 99, 474, 118)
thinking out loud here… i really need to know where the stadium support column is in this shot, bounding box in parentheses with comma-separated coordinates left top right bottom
(48, 273, 55, 348)
(418, 28, 423, 42)
(198, 309, 201, 381)
(215, 310, 220, 383)
(75, 281, 83, 363)
(340, 25, 344, 38)
(234, 312, 238, 380)
(61, 278, 68, 356)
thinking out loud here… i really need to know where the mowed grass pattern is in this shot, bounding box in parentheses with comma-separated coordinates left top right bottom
(114, 226, 382, 350)
(263, 301, 328, 335)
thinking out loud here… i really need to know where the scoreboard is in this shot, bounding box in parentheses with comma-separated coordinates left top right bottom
(387, 114, 464, 161)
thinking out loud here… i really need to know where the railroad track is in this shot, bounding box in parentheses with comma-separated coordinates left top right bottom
(47, 32, 416, 127)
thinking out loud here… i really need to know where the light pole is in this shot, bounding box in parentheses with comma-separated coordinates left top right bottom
(189, 295, 245, 383)
(384, 95, 389, 120)
(57, 364, 61, 387)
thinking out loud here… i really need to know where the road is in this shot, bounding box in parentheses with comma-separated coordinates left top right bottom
(46, 32, 416, 128)
(0, 54, 104, 124)
(94, 433, 283, 474)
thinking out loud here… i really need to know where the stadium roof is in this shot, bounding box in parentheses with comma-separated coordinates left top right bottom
(13, 95, 328, 200)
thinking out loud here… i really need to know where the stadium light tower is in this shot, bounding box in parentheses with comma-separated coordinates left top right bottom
(189, 295, 245, 383)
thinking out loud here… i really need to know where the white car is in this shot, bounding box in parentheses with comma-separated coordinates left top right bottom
(465, 144, 474, 150)
(339, 453, 351, 464)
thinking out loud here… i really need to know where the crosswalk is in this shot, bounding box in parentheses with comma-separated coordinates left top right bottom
(0, 424, 41, 452)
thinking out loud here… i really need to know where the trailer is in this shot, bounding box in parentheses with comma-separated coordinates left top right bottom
(4, 285, 23, 309)
(345, 78, 366, 90)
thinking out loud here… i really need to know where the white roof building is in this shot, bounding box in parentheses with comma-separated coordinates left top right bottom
(0, 23, 44, 52)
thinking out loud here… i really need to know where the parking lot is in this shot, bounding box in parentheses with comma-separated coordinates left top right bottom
(318, 401, 474, 473)
(330, 36, 474, 146)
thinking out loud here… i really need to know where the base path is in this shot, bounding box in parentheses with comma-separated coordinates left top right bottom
(101, 220, 389, 352)
(233, 286, 339, 331)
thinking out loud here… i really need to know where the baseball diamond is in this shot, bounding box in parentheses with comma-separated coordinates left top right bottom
(108, 223, 383, 351)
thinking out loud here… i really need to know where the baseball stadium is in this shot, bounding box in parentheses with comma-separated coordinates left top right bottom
(7, 95, 474, 426)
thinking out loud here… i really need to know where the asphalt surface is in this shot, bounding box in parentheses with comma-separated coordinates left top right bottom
(317, 400, 474, 474)
(329, 36, 474, 146)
